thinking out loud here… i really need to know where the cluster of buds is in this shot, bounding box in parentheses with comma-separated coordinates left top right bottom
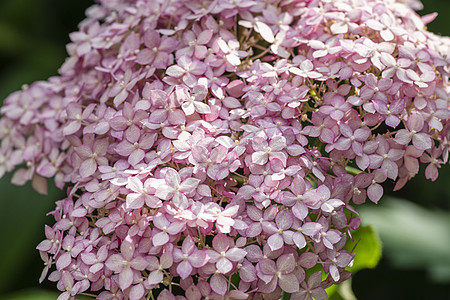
(0, 0, 449, 299)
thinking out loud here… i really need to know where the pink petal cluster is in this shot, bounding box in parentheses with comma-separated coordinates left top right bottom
(1, 0, 449, 299)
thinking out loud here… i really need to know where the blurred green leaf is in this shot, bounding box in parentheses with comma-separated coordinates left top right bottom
(326, 283, 338, 298)
(0, 22, 25, 53)
(328, 280, 357, 300)
(359, 198, 450, 283)
(0, 174, 64, 293)
(344, 225, 382, 273)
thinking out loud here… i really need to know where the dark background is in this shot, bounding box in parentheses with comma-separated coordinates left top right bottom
(0, 0, 448, 299)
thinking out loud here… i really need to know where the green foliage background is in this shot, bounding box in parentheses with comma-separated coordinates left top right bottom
(0, 1, 448, 299)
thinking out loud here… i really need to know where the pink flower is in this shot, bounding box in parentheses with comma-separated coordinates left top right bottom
(80, 245, 108, 274)
(173, 236, 209, 279)
(105, 236, 148, 290)
(56, 235, 84, 271)
(115, 131, 157, 166)
(136, 29, 178, 68)
(354, 38, 395, 70)
(74, 134, 108, 178)
(176, 28, 213, 59)
(372, 98, 404, 128)
(108, 69, 145, 107)
(0, 0, 447, 299)
(366, 14, 400, 42)
(421, 147, 443, 181)
(265, 209, 296, 251)
(109, 102, 148, 141)
(181, 82, 211, 115)
(63, 102, 95, 136)
(147, 252, 173, 286)
(245, 204, 277, 238)
(257, 253, 300, 293)
(206, 234, 247, 274)
(154, 168, 200, 209)
(308, 37, 342, 59)
(165, 55, 207, 87)
(319, 95, 352, 121)
(359, 73, 392, 102)
(293, 271, 328, 300)
(152, 213, 185, 247)
(369, 136, 404, 180)
(395, 113, 432, 150)
(216, 39, 247, 66)
(251, 135, 287, 166)
(289, 59, 322, 79)
(380, 53, 411, 82)
(333, 123, 371, 156)
(125, 177, 161, 209)
(144, 87, 185, 126)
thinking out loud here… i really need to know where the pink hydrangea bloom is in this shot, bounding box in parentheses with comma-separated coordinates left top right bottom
(0, 0, 448, 299)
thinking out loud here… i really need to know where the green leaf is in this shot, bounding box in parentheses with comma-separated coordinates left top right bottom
(344, 166, 363, 175)
(327, 280, 357, 300)
(0, 22, 25, 53)
(344, 225, 382, 273)
(0, 174, 65, 294)
(359, 198, 450, 283)
(325, 283, 338, 298)
(231, 272, 240, 289)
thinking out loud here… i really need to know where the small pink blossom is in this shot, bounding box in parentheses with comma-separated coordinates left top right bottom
(105, 236, 148, 290)
(207, 234, 247, 274)
(395, 113, 432, 150)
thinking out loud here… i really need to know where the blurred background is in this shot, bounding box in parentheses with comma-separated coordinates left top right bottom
(0, 0, 448, 299)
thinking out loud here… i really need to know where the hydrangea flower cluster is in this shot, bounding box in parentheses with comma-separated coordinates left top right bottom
(1, 0, 449, 299)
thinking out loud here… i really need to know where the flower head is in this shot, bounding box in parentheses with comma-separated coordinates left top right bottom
(0, 0, 448, 299)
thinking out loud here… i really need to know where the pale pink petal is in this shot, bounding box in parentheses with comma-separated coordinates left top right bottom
(128, 149, 145, 166)
(105, 254, 124, 272)
(412, 133, 432, 150)
(368, 184, 383, 203)
(277, 254, 295, 273)
(63, 120, 81, 135)
(166, 65, 185, 78)
(267, 233, 284, 251)
(331, 22, 348, 34)
(136, 49, 156, 65)
(153, 231, 169, 247)
(252, 151, 268, 165)
(177, 260, 193, 279)
(309, 40, 325, 50)
(193, 101, 211, 114)
(279, 273, 300, 293)
(210, 274, 227, 296)
(380, 29, 394, 41)
(216, 257, 233, 274)
(79, 158, 97, 178)
(155, 185, 175, 200)
(118, 266, 133, 290)
(127, 177, 143, 193)
(259, 259, 277, 275)
(226, 248, 247, 261)
(256, 21, 274, 43)
(56, 252, 71, 270)
(126, 194, 144, 210)
(147, 270, 163, 285)
(129, 284, 145, 300)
